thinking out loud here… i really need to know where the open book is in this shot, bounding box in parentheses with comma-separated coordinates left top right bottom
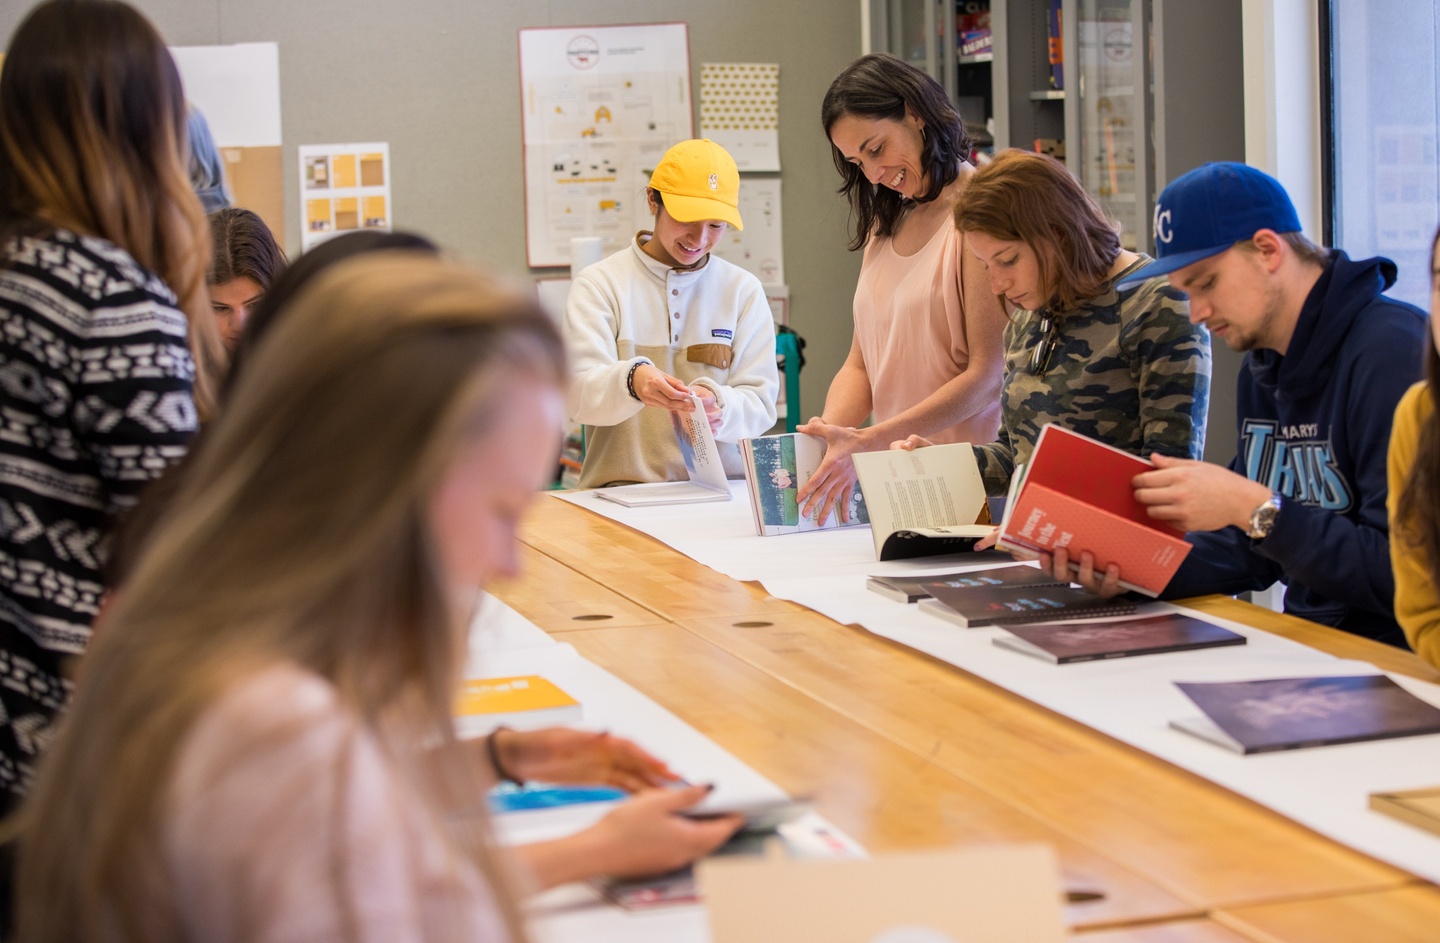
(1170, 674, 1440, 754)
(851, 443, 992, 561)
(595, 395, 731, 507)
(996, 424, 1191, 596)
(741, 433, 869, 535)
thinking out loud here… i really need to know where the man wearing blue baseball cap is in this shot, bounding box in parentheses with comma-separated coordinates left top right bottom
(1084, 162, 1426, 646)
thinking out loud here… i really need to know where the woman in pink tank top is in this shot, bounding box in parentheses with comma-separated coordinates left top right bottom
(798, 54, 1008, 526)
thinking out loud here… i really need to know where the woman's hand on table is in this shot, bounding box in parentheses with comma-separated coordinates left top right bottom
(489, 727, 679, 792)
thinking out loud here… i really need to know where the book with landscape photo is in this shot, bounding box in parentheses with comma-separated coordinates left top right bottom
(994, 612, 1247, 664)
(740, 432, 868, 536)
(851, 443, 993, 561)
(1170, 674, 1440, 754)
(996, 424, 1191, 596)
(595, 395, 731, 507)
(867, 564, 1064, 604)
(918, 581, 1136, 628)
(454, 674, 582, 736)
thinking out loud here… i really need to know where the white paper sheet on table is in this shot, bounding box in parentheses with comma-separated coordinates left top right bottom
(548, 491, 1440, 885)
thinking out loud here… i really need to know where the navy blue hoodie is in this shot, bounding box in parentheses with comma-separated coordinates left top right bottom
(1162, 252, 1426, 646)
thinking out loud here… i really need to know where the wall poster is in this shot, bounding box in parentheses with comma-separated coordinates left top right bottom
(518, 24, 693, 268)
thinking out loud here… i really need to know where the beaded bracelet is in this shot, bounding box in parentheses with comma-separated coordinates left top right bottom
(486, 725, 524, 786)
(625, 360, 649, 400)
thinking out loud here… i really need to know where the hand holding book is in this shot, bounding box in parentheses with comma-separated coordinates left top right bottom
(1132, 453, 1273, 533)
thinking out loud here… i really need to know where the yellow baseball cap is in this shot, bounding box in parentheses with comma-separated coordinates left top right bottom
(648, 139, 744, 230)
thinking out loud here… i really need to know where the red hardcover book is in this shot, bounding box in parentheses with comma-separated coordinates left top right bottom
(996, 425, 1191, 596)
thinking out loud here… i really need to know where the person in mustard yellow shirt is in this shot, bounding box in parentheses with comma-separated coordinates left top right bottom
(1387, 228, 1440, 669)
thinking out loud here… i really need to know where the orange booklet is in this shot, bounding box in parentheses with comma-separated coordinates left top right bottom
(996, 424, 1190, 596)
(455, 675, 582, 733)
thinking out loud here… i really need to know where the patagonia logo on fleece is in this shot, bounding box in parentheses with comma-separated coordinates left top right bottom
(711, 329, 733, 340)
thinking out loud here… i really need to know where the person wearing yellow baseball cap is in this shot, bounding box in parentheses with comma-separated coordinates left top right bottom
(563, 139, 779, 488)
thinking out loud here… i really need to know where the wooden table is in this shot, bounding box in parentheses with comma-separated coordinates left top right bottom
(489, 496, 1440, 941)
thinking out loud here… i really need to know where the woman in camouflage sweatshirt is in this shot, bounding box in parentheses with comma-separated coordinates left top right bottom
(903, 150, 1210, 494)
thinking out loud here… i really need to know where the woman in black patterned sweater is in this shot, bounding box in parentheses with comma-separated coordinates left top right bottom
(0, 0, 218, 819)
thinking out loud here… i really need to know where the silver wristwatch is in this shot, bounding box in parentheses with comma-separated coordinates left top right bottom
(1247, 492, 1282, 540)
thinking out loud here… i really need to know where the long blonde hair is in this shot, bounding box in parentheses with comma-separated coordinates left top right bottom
(13, 254, 566, 942)
(0, 0, 225, 417)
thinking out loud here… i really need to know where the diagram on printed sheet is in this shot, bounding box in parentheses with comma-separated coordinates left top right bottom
(519, 24, 693, 268)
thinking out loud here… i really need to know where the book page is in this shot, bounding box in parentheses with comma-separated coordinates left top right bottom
(672, 395, 728, 492)
(853, 443, 986, 538)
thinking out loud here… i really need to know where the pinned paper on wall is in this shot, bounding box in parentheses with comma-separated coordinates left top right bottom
(298, 142, 392, 252)
(711, 177, 784, 287)
(518, 23, 694, 268)
(170, 43, 285, 245)
(700, 63, 780, 172)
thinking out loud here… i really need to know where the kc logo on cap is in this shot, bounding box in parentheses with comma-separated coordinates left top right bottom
(1154, 206, 1173, 245)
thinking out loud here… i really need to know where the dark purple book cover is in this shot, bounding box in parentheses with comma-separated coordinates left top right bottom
(1174, 675, 1440, 754)
(998, 613, 1246, 663)
(923, 580, 1134, 627)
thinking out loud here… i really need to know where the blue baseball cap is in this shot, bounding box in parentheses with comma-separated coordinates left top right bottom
(1116, 162, 1303, 288)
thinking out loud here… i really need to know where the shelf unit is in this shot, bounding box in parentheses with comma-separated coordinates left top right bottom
(865, 0, 1245, 255)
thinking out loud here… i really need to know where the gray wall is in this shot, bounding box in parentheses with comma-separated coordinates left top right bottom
(1155, 0, 1247, 466)
(0, 0, 863, 422)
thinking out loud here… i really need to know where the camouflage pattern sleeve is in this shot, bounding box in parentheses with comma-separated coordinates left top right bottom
(1117, 279, 1210, 460)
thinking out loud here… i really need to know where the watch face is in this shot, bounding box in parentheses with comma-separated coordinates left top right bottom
(1250, 499, 1280, 538)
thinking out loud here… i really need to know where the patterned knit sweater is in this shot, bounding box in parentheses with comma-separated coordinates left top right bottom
(0, 228, 196, 807)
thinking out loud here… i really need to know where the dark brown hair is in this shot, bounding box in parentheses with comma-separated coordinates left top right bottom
(209, 207, 287, 291)
(821, 53, 974, 251)
(1393, 228, 1440, 583)
(955, 149, 1122, 315)
(0, 0, 225, 417)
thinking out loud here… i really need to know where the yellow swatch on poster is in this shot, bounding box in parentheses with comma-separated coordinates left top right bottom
(362, 195, 388, 228)
(305, 197, 332, 232)
(333, 153, 358, 188)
